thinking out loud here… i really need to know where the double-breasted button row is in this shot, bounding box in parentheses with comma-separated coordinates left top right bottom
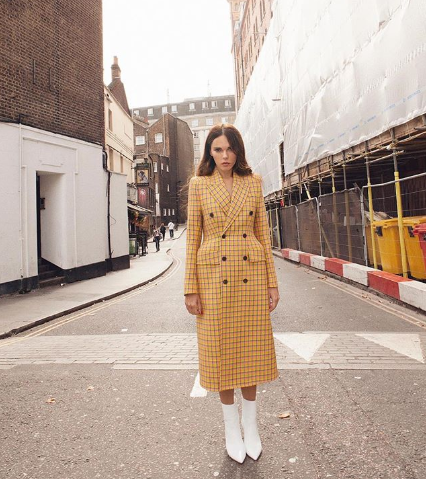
(222, 279, 248, 284)
(209, 212, 214, 217)
(249, 211, 253, 216)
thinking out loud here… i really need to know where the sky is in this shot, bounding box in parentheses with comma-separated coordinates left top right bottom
(102, 0, 236, 109)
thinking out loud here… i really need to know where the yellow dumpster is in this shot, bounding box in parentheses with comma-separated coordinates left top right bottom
(373, 219, 403, 274)
(365, 225, 381, 267)
(402, 216, 426, 280)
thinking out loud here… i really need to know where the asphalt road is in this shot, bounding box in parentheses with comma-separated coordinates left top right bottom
(1, 233, 425, 479)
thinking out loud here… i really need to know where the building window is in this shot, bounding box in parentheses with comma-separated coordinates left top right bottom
(261, 0, 266, 18)
(193, 131, 199, 138)
(211, 100, 217, 108)
(148, 108, 154, 116)
(155, 133, 163, 143)
(162, 106, 167, 114)
(192, 119, 199, 127)
(133, 109, 140, 116)
(109, 147, 114, 171)
(202, 101, 208, 109)
(168, 208, 171, 215)
(153, 161, 157, 173)
(172, 209, 175, 215)
(167, 184, 170, 192)
(171, 105, 177, 112)
(194, 145, 200, 151)
(221, 117, 228, 123)
(163, 208, 166, 216)
(161, 162, 164, 170)
(135, 135, 145, 145)
(206, 118, 213, 126)
(189, 103, 195, 110)
(225, 99, 231, 108)
(156, 183, 158, 194)
(120, 155, 124, 173)
(166, 165, 169, 172)
(108, 109, 113, 130)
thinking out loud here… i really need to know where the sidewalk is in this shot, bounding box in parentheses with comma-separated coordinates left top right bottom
(0, 227, 186, 339)
(275, 248, 426, 315)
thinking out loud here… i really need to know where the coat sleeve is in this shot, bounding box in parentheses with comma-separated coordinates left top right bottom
(253, 176, 278, 288)
(184, 177, 203, 295)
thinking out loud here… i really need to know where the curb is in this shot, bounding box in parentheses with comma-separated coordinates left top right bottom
(277, 248, 426, 314)
(0, 250, 175, 340)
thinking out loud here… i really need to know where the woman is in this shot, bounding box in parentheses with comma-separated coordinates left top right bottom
(153, 228, 161, 252)
(184, 124, 280, 463)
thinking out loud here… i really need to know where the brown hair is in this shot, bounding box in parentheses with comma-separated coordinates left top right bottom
(196, 124, 252, 177)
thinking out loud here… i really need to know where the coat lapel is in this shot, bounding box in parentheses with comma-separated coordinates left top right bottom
(223, 172, 248, 234)
(205, 168, 231, 215)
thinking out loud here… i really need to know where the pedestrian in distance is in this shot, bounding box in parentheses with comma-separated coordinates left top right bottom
(184, 123, 280, 464)
(153, 228, 161, 252)
(160, 223, 166, 241)
(168, 220, 175, 238)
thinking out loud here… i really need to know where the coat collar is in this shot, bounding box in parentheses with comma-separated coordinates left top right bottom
(205, 168, 248, 234)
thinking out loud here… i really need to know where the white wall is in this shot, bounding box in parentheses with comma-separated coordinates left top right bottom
(0, 123, 106, 285)
(106, 171, 130, 259)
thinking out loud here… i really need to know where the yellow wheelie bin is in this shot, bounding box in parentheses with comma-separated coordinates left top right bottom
(402, 216, 426, 279)
(373, 219, 403, 274)
(365, 224, 381, 267)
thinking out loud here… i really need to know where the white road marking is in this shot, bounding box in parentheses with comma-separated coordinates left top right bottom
(190, 372, 208, 397)
(357, 333, 425, 363)
(274, 333, 330, 361)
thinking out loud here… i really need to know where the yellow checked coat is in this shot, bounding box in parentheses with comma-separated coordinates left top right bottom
(184, 168, 279, 392)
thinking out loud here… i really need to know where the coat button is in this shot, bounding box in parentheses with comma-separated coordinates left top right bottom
(243, 255, 247, 261)
(222, 256, 227, 261)
(249, 211, 253, 216)
(243, 278, 248, 283)
(222, 234, 226, 239)
(243, 233, 247, 238)
(223, 279, 228, 284)
(209, 212, 214, 217)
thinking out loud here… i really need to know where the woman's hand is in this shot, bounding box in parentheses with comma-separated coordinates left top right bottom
(185, 293, 202, 316)
(268, 287, 280, 312)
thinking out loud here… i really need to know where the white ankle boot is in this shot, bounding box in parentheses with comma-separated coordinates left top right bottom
(221, 402, 246, 464)
(241, 398, 262, 460)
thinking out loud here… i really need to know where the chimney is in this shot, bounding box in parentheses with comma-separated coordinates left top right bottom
(111, 56, 121, 81)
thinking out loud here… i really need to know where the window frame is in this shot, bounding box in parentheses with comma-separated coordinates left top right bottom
(135, 135, 145, 146)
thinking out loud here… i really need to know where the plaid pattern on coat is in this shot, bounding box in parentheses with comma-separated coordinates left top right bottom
(184, 168, 279, 392)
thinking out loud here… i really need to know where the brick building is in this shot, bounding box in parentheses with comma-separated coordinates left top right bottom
(132, 95, 236, 166)
(105, 57, 134, 184)
(1, 0, 104, 144)
(134, 114, 194, 225)
(227, 0, 274, 109)
(0, 0, 129, 295)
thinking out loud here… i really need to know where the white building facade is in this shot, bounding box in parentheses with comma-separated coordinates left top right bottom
(0, 123, 120, 294)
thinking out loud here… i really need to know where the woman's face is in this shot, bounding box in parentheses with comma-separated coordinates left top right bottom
(210, 135, 237, 176)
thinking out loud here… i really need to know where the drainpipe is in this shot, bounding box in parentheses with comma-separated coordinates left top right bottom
(103, 149, 113, 266)
(19, 121, 26, 284)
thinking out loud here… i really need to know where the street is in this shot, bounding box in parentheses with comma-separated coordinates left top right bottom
(1, 232, 426, 479)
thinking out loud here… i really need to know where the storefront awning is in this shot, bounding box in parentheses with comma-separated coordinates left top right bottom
(127, 203, 152, 214)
